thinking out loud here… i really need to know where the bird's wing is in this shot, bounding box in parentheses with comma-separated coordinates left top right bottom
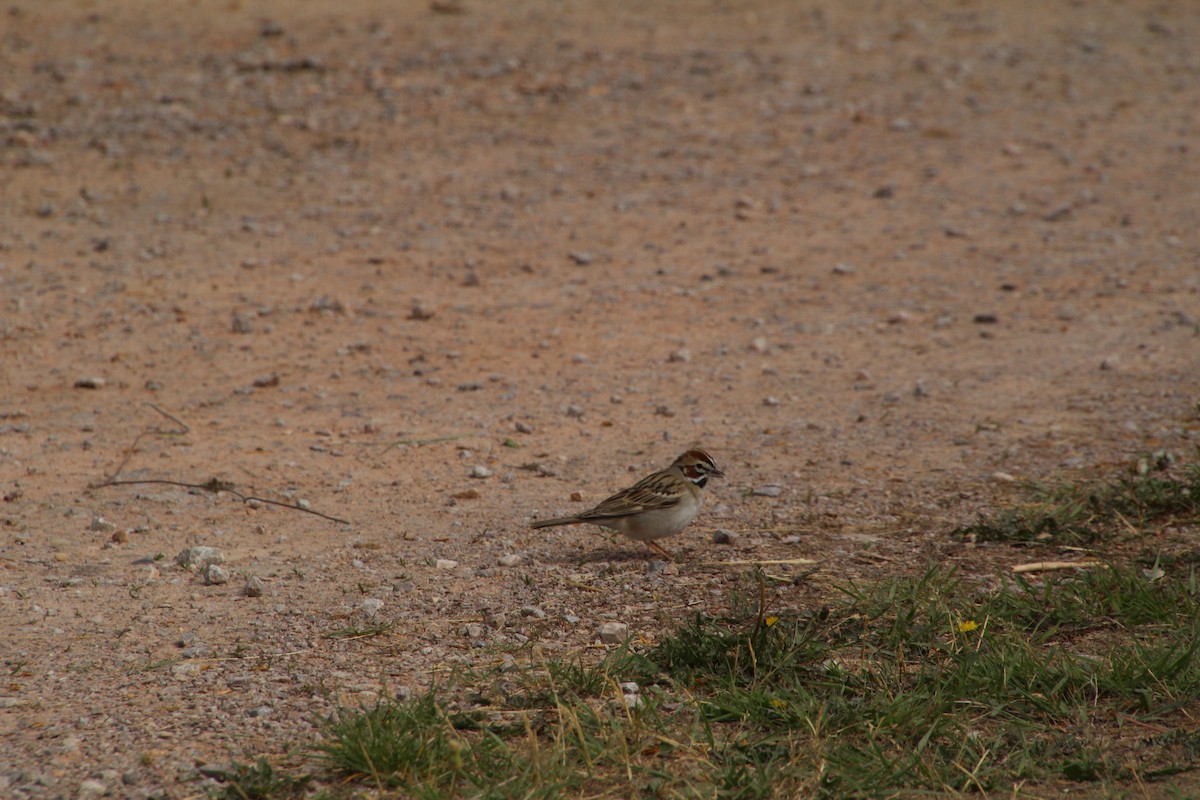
(576, 471, 684, 520)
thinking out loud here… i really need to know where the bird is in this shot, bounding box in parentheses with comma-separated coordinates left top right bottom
(529, 449, 724, 558)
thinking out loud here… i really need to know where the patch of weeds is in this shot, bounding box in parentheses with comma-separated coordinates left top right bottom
(214, 758, 310, 800)
(958, 452, 1199, 545)
(958, 484, 1097, 544)
(315, 692, 472, 789)
(544, 639, 656, 698)
(989, 560, 1200, 636)
(311, 557, 1200, 798)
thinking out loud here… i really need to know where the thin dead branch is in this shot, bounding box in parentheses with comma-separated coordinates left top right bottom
(91, 477, 350, 525)
(93, 404, 349, 525)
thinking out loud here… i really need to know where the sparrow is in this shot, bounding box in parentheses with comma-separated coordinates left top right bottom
(530, 449, 724, 558)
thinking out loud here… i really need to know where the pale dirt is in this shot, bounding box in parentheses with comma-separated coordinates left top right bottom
(1, 0, 1198, 796)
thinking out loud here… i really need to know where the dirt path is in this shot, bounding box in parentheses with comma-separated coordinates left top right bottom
(1, 1, 1197, 796)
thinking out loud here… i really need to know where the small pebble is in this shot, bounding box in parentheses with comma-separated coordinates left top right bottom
(176, 546, 225, 569)
(598, 621, 628, 644)
(203, 564, 230, 585)
(521, 605, 547, 619)
(470, 465, 493, 479)
(89, 516, 116, 533)
(78, 779, 107, 798)
(668, 348, 691, 363)
(992, 471, 1016, 483)
(515, 421, 534, 434)
(752, 485, 783, 498)
(361, 598, 384, 619)
(620, 681, 639, 694)
(712, 529, 739, 544)
(244, 576, 266, 597)
(74, 376, 106, 389)
(972, 313, 999, 325)
(180, 643, 214, 658)
(498, 554, 523, 567)
(566, 404, 585, 418)
(763, 396, 780, 407)
(434, 558, 459, 570)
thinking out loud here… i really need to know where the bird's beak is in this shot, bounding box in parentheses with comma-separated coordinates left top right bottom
(712, 466, 726, 478)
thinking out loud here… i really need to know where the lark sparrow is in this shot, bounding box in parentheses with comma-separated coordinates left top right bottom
(530, 449, 724, 558)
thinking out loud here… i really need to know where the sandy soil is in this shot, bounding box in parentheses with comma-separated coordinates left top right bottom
(1, 0, 1198, 796)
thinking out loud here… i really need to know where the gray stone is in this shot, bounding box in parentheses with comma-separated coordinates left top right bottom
(176, 546, 224, 569)
(598, 621, 628, 644)
(203, 564, 230, 585)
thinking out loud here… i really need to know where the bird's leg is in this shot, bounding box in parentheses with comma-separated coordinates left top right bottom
(645, 540, 675, 560)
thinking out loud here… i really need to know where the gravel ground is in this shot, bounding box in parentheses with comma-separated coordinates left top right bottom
(1, 0, 1198, 796)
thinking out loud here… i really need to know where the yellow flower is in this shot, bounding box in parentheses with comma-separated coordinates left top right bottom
(764, 616, 780, 627)
(957, 620, 979, 633)
(770, 698, 789, 709)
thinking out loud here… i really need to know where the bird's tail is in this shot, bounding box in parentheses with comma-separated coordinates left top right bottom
(529, 516, 581, 529)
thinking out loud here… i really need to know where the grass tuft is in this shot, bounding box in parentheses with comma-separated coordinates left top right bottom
(959, 453, 1199, 545)
(214, 758, 310, 800)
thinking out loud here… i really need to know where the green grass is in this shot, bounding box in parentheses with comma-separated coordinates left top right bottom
(214, 758, 310, 799)
(230, 454, 1200, 798)
(959, 452, 1199, 545)
(286, 560, 1200, 798)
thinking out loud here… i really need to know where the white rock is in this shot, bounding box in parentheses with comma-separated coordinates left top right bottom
(619, 681, 640, 694)
(470, 465, 493, 479)
(498, 554, 523, 567)
(598, 621, 628, 644)
(176, 546, 225, 569)
(361, 598, 384, 619)
(78, 779, 107, 798)
(172, 662, 201, 679)
(203, 564, 230, 585)
(434, 558, 459, 570)
(752, 485, 783, 498)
